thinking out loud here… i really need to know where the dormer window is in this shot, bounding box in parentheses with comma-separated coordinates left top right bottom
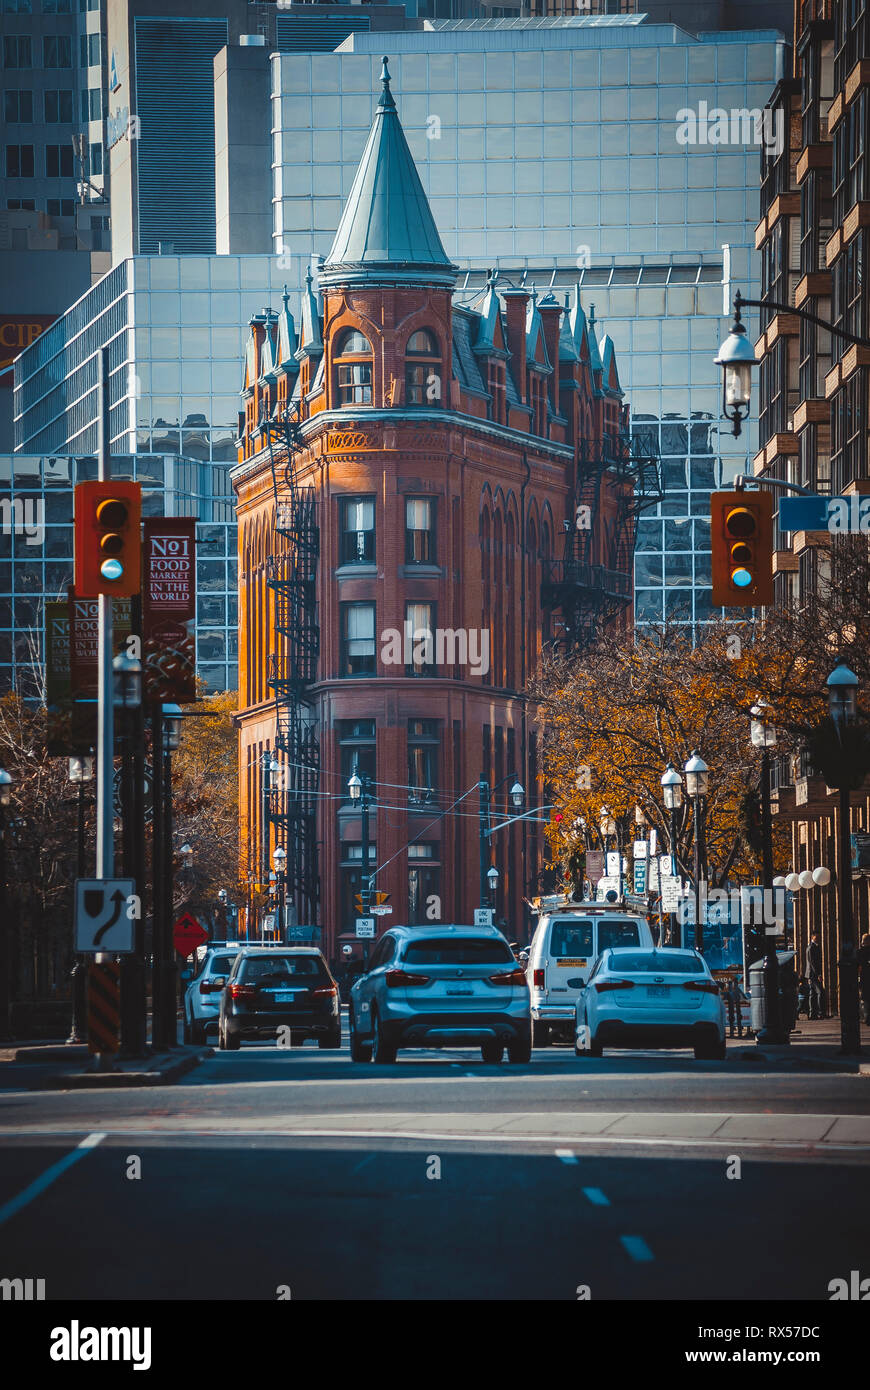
(405, 329, 441, 407)
(335, 328, 372, 406)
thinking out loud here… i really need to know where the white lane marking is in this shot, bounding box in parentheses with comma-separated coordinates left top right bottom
(0, 1132, 106, 1226)
(620, 1235, 654, 1262)
(555, 1149, 579, 1164)
(0, 1128, 867, 1157)
(583, 1187, 610, 1206)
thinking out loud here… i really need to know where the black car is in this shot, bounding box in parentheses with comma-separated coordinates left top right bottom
(218, 948, 341, 1050)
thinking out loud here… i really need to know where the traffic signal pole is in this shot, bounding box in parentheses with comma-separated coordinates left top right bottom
(93, 349, 115, 1070)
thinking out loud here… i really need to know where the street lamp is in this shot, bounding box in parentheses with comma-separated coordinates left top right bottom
(112, 650, 142, 709)
(67, 756, 94, 1045)
(661, 764, 683, 945)
(487, 864, 499, 909)
(478, 774, 525, 917)
(162, 703, 182, 752)
(684, 752, 709, 952)
(273, 844, 287, 944)
(0, 766, 14, 1043)
(348, 769, 374, 957)
(715, 296, 757, 437)
(827, 660, 862, 1054)
(749, 702, 787, 1044)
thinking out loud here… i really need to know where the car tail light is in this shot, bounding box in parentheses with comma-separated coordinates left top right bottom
(683, 980, 721, 995)
(229, 983, 257, 1000)
(199, 981, 213, 995)
(385, 969, 430, 987)
(533, 969, 545, 989)
(489, 968, 528, 986)
(594, 979, 635, 993)
(310, 984, 338, 998)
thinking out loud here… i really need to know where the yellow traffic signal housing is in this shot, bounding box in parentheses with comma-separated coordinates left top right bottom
(710, 489, 774, 608)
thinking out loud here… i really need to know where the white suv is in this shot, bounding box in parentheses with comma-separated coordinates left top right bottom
(527, 906, 655, 1045)
(183, 946, 241, 1044)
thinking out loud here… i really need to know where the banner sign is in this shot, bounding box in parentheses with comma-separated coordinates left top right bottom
(142, 519, 197, 701)
(46, 595, 131, 754)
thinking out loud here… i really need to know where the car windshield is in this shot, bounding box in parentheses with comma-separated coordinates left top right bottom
(240, 956, 325, 982)
(403, 939, 514, 965)
(597, 921, 642, 950)
(550, 922, 594, 957)
(608, 951, 705, 975)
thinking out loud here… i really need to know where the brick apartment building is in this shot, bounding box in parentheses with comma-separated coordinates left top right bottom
(232, 60, 636, 960)
(755, 0, 870, 1005)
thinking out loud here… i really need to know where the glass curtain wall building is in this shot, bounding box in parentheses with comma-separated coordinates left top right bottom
(274, 20, 786, 634)
(0, 450, 236, 697)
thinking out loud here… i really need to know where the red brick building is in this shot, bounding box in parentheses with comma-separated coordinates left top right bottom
(232, 60, 634, 961)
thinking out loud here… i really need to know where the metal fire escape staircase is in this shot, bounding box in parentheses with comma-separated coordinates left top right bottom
(261, 403, 321, 926)
(543, 421, 663, 653)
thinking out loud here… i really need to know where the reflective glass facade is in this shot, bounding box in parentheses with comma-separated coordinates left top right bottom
(0, 451, 237, 696)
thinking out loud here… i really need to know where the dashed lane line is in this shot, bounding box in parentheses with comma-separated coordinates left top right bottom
(0, 1132, 105, 1226)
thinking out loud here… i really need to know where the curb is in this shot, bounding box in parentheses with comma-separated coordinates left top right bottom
(38, 1046, 214, 1089)
(735, 1047, 870, 1074)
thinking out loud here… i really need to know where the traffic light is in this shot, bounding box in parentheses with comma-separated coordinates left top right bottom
(710, 489, 773, 608)
(74, 481, 142, 597)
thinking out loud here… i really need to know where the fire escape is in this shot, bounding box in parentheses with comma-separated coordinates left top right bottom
(261, 404, 320, 927)
(542, 419, 663, 653)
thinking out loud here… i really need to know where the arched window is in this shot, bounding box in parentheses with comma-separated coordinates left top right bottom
(334, 328, 372, 406)
(405, 329, 441, 407)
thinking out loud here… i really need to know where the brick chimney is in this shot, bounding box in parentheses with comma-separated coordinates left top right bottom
(537, 293, 562, 415)
(502, 288, 529, 408)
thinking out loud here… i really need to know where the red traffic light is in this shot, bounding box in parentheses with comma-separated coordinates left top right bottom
(710, 490, 773, 608)
(74, 480, 142, 597)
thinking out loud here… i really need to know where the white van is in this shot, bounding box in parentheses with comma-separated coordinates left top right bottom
(527, 905, 655, 1044)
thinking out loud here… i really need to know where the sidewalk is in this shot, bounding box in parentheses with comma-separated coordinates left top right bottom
(0, 1040, 212, 1089)
(732, 1017, 870, 1073)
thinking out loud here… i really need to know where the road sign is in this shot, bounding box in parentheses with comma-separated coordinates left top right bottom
(75, 878, 136, 953)
(356, 917, 376, 938)
(633, 861, 647, 894)
(474, 908, 494, 926)
(261, 913, 276, 934)
(585, 850, 605, 884)
(371, 905, 393, 915)
(173, 912, 208, 957)
(660, 876, 681, 912)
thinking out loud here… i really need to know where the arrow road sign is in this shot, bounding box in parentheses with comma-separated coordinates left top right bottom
(75, 878, 136, 953)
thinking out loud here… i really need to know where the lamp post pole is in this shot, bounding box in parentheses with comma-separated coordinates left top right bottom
(827, 663, 862, 1056)
(0, 768, 14, 1043)
(684, 753, 709, 953)
(348, 770, 374, 964)
(661, 764, 683, 948)
(751, 703, 786, 1044)
(273, 846, 287, 945)
(479, 779, 490, 911)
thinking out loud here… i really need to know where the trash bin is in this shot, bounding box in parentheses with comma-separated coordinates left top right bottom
(749, 951, 797, 1034)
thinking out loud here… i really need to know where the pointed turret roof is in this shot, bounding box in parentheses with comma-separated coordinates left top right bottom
(320, 58, 457, 290)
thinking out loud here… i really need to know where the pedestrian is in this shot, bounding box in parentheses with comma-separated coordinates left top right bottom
(806, 931, 824, 1019)
(858, 933, 870, 1026)
(797, 974, 811, 1020)
(723, 974, 744, 1038)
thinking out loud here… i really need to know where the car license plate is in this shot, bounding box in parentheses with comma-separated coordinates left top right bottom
(647, 985, 668, 998)
(446, 988, 473, 996)
(274, 991, 299, 1003)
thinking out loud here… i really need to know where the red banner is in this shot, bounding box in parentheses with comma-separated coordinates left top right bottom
(60, 593, 133, 751)
(142, 518, 197, 701)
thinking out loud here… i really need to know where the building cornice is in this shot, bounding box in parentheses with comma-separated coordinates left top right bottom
(231, 406, 575, 488)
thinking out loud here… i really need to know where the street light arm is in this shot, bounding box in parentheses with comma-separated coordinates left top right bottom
(734, 291, 870, 351)
(487, 806, 555, 835)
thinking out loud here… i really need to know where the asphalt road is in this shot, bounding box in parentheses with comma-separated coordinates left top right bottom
(2, 1033, 869, 1300)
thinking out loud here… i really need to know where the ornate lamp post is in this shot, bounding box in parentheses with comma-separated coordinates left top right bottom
(684, 752, 709, 952)
(750, 701, 787, 1044)
(827, 661, 862, 1055)
(661, 764, 683, 946)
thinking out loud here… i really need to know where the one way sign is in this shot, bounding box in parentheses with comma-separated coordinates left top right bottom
(75, 879, 136, 953)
